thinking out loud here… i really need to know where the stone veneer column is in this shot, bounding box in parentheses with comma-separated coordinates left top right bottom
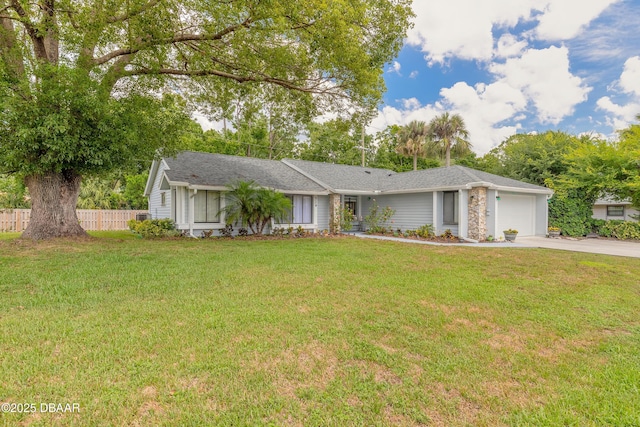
(328, 193, 341, 234)
(468, 187, 487, 241)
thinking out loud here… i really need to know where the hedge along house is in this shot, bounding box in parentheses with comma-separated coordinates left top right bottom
(145, 151, 553, 239)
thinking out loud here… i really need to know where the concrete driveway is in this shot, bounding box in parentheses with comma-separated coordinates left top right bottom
(517, 236, 640, 258)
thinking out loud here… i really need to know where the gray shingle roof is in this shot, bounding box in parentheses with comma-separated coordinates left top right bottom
(283, 159, 396, 192)
(380, 166, 551, 192)
(163, 151, 327, 193)
(161, 151, 551, 194)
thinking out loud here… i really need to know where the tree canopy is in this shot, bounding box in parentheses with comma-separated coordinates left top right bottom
(428, 113, 471, 167)
(396, 120, 429, 171)
(0, 0, 413, 238)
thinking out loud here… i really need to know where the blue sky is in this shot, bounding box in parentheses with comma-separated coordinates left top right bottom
(370, 0, 640, 154)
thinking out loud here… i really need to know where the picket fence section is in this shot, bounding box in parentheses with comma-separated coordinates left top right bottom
(0, 209, 149, 232)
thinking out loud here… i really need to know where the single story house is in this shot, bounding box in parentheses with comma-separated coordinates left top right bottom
(144, 151, 554, 239)
(593, 197, 639, 222)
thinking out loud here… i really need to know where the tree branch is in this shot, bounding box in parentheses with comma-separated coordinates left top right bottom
(106, 0, 160, 24)
(8, 0, 48, 60)
(92, 17, 252, 66)
(123, 67, 346, 96)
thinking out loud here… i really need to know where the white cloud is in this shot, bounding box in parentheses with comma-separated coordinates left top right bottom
(494, 34, 528, 59)
(409, 70, 419, 79)
(371, 47, 590, 153)
(407, 0, 539, 64)
(489, 46, 590, 124)
(596, 97, 639, 128)
(407, 0, 618, 64)
(387, 61, 402, 75)
(596, 56, 640, 128)
(534, 0, 621, 41)
(370, 82, 526, 155)
(401, 97, 421, 110)
(371, 0, 626, 155)
(619, 56, 640, 97)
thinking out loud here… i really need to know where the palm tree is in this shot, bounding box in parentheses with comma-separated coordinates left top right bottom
(396, 120, 429, 171)
(220, 180, 292, 235)
(428, 113, 471, 167)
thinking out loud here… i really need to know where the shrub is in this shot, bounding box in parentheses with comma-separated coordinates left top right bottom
(219, 224, 234, 238)
(295, 225, 306, 237)
(340, 207, 356, 231)
(128, 218, 177, 238)
(364, 200, 395, 232)
(597, 220, 640, 240)
(440, 229, 455, 240)
(415, 224, 434, 238)
(548, 192, 594, 236)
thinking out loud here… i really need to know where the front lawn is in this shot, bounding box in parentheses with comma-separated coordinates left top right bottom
(0, 235, 638, 426)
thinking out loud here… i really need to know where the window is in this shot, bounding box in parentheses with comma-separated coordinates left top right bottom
(160, 192, 166, 207)
(607, 205, 624, 217)
(194, 191, 220, 223)
(344, 196, 357, 216)
(286, 195, 313, 224)
(443, 191, 458, 225)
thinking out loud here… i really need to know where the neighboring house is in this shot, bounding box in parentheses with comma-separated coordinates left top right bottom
(593, 197, 639, 222)
(144, 151, 553, 239)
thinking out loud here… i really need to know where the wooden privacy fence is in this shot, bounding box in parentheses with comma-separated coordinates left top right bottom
(0, 209, 149, 232)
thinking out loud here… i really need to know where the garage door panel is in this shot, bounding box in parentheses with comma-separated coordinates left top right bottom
(497, 194, 535, 236)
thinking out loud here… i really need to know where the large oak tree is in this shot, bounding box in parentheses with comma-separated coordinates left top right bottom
(0, 0, 412, 239)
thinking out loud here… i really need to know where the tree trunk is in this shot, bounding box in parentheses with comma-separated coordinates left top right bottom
(445, 144, 451, 167)
(22, 171, 88, 240)
(413, 154, 417, 171)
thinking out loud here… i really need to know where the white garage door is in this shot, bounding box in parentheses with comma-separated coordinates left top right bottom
(497, 193, 535, 236)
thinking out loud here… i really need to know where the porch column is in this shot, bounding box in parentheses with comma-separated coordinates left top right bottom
(329, 193, 341, 234)
(468, 186, 488, 240)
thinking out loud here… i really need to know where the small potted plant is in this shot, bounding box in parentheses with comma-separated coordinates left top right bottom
(503, 229, 518, 241)
(548, 226, 561, 238)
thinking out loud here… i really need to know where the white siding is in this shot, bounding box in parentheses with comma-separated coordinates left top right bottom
(535, 194, 549, 235)
(317, 195, 330, 231)
(149, 161, 171, 219)
(361, 193, 433, 231)
(486, 189, 498, 238)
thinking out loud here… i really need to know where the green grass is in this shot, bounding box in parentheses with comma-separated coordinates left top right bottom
(1, 234, 639, 426)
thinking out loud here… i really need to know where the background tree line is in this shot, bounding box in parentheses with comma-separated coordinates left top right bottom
(3, 112, 638, 233)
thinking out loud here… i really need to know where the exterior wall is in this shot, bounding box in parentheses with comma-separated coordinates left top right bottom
(593, 205, 639, 221)
(467, 187, 487, 240)
(458, 189, 469, 239)
(316, 195, 330, 231)
(535, 194, 549, 235)
(148, 161, 171, 219)
(360, 193, 433, 231)
(486, 189, 498, 239)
